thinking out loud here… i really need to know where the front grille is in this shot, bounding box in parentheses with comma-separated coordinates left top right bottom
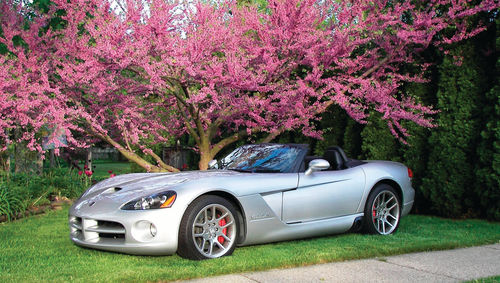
(69, 217, 126, 243)
(99, 233, 125, 239)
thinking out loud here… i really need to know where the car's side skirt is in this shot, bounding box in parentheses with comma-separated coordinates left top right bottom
(239, 209, 364, 246)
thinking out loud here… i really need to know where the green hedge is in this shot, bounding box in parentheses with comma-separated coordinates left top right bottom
(311, 17, 500, 220)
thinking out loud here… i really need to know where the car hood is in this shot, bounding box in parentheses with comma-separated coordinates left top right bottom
(72, 171, 245, 212)
(79, 171, 242, 200)
(73, 170, 299, 213)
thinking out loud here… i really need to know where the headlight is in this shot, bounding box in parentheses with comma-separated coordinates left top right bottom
(121, 191, 177, 210)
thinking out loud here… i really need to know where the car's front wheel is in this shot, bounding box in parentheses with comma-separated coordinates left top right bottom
(177, 195, 239, 260)
(364, 184, 401, 235)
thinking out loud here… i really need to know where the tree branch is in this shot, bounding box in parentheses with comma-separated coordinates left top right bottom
(114, 0, 127, 14)
(211, 129, 249, 157)
(323, 57, 390, 110)
(260, 127, 284, 143)
(176, 101, 201, 145)
(85, 121, 178, 172)
(208, 117, 225, 141)
(193, 109, 205, 140)
(164, 78, 190, 108)
(172, 80, 205, 139)
(148, 150, 180, 172)
(260, 57, 391, 142)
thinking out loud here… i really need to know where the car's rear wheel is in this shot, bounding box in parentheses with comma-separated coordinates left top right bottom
(364, 184, 401, 235)
(177, 195, 238, 260)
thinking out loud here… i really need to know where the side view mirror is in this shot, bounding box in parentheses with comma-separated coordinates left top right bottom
(208, 159, 218, 169)
(305, 159, 330, 176)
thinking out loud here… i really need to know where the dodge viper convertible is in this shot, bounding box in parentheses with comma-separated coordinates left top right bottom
(69, 143, 414, 260)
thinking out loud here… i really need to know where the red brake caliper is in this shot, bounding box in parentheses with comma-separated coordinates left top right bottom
(218, 218, 227, 244)
(372, 205, 377, 222)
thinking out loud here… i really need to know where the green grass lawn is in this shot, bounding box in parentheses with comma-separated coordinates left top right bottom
(0, 207, 499, 282)
(467, 276, 500, 283)
(90, 161, 133, 179)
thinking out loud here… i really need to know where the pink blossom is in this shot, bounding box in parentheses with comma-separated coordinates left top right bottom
(1, 0, 497, 170)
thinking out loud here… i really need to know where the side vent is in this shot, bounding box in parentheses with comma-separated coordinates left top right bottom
(103, 187, 123, 194)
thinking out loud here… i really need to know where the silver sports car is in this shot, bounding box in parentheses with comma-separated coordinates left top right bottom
(69, 143, 414, 260)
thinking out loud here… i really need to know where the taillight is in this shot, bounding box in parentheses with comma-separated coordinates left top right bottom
(408, 168, 414, 179)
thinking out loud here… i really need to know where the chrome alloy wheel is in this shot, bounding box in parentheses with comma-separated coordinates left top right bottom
(191, 204, 236, 258)
(371, 190, 400, 235)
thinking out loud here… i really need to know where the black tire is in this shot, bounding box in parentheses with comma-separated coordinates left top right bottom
(177, 195, 239, 260)
(363, 184, 401, 235)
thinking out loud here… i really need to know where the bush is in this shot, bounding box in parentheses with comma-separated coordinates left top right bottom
(0, 183, 28, 221)
(473, 18, 500, 220)
(360, 112, 401, 162)
(307, 17, 499, 220)
(42, 168, 90, 199)
(0, 168, 89, 221)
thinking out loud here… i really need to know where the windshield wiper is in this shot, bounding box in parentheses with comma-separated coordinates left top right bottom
(228, 168, 280, 173)
(252, 169, 280, 173)
(228, 168, 253, 173)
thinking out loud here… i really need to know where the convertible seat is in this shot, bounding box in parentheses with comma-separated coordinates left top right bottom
(303, 146, 363, 172)
(323, 146, 348, 170)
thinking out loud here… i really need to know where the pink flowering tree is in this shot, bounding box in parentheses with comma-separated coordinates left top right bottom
(248, 0, 499, 140)
(0, 1, 82, 156)
(2, 0, 498, 171)
(48, 0, 181, 172)
(1, 0, 178, 172)
(48, 0, 331, 171)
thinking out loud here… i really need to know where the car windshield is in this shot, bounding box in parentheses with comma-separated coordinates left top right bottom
(220, 144, 304, 173)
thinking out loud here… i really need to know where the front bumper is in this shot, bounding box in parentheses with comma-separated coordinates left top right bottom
(69, 204, 183, 255)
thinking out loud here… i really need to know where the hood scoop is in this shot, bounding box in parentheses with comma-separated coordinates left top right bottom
(102, 187, 122, 194)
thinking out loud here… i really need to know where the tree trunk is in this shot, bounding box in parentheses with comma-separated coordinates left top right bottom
(35, 152, 43, 175)
(196, 129, 249, 170)
(49, 149, 55, 168)
(86, 148, 93, 172)
(14, 129, 22, 173)
(14, 142, 25, 173)
(0, 150, 10, 173)
(198, 143, 213, 171)
(14, 140, 43, 175)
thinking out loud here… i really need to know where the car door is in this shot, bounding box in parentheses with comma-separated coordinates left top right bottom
(282, 166, 365, 223)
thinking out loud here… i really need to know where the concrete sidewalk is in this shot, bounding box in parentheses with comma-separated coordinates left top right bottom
(182, 244, 500, 283)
